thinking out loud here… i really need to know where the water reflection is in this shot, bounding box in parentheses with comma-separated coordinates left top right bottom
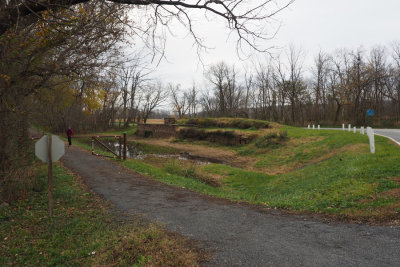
(81, 139, 215, 165)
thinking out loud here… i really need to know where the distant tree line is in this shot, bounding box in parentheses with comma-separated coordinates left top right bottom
(169, 44, 400, 127)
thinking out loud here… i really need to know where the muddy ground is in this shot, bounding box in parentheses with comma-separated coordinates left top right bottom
(62, 146, 400, 266)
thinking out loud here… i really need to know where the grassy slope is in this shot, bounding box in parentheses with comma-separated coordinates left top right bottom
(124, 127, 400, 223)
(72, 124, 400, 223)
(0, 164, 202, 266)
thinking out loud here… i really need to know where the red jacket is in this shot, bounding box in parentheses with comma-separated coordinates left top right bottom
(66, 129, 74, 137)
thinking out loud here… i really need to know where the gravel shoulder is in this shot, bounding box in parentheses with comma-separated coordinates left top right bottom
(62, 146, 400, 266)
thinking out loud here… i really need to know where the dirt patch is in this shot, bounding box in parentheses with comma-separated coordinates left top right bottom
(380, 188, 400, 198)
(342, 202, 400, 225)
(390, 177, 400, 184)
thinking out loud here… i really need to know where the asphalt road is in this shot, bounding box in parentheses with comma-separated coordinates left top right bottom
(310, 127, 400, 146)
(374, 129, 400, 145)
(62, 146, 400, 267)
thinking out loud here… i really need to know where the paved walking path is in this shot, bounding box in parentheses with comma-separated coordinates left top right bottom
(62, 146, 400, 266)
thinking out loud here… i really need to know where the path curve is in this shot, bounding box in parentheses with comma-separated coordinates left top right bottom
(374, 129, 400, 145)
(62, 146, 400, 266)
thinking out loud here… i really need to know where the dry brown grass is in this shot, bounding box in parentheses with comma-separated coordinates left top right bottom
(134, 137, 257, 169)
(254, 142, 368, 175)
(390, 177, 400, 184)
(94, 223, 205, 266)
(145, 119, 165, 124)
(137, 155, 223, 187)
(380, 188, 400, 198)
(342, 202, 400, 224)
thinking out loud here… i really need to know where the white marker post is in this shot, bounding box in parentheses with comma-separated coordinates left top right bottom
(308, 125, 310, 129)
(348, 124, 351, 131)
(366, 127, 375, 154)
(353, 127, 356, 133)
(318, 125, 320, 130)
(313, 125, 315, 129)
(361, 127, 365, 135)
(35, 135, 65, 216)
(342, 124, 345, 131)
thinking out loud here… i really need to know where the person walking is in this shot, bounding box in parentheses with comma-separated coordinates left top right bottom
(66, 127, 74, 147)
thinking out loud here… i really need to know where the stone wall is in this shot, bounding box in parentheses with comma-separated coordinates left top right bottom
(137, 124, 178, 138)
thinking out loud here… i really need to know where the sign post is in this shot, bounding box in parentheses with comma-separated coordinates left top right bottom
(366, 109, 375, 127)
(48, 135, 53, 216)
(35, 135, 65, 216)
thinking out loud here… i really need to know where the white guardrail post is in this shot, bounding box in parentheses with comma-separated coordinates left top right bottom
(366, 127, 375, 154)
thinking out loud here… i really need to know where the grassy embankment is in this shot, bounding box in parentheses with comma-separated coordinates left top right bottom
(77, 118, 400, 223)
(0, 163, 203, 266)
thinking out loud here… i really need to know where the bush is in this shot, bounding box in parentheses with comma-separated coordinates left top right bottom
(254, 130, 288, 149)
(144, 130, 153, 138)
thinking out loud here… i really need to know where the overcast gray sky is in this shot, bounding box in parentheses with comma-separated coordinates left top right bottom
(146, 0, 400, 88)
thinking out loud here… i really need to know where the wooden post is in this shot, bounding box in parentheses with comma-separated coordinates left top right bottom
(119, 136, 122, 159)
(123, 133, 127, 160)
(48, 135, 53, 216)
(91, 137, 94, 155)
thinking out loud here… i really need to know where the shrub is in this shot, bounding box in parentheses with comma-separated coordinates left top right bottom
(254, 131, 288, 149)
(144, 130, 153, 138)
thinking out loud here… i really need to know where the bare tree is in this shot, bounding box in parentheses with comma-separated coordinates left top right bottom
(139, 82, 168, 123)
(311, 51, 331, 123)
(1, 0, 295, 54)
(187, 82, 198, 117)
(170, 84, 190, 119)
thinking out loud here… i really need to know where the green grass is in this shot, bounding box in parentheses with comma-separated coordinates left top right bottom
(121, 127, 400, 222)
(237, 127, 370, 169)
(89, 124, 138, 136)
(72, 125, 400, 223)
(0, 164, 202, 266)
